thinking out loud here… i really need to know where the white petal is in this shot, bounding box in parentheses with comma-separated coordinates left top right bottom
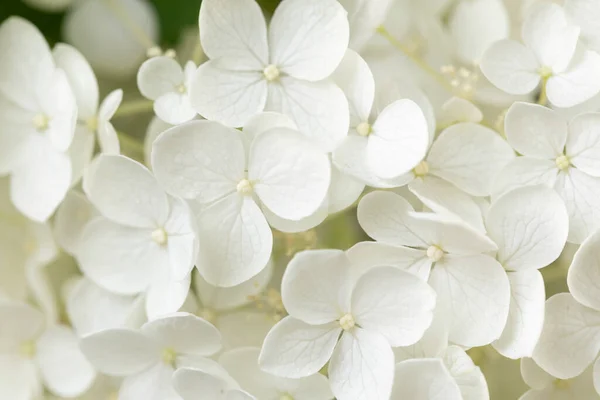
(67, 278, 144, 336)
(547, 50, 600, 108)
(269, 0, 349, 81)
(259, 317, 341, 378)
(266, 76, 349, 153)
(554, 168, 600, 244)
(164, 197, 198, 280)
(249, 128, 330, 220)
(282, 249, 351, 324)
(533, 293, 600, 379)
(329, 329, 394, 400)
(443, 346, 489, 400)
(137, 56, 183, 100)
(79, 328, 159, 376)
(10, 135, 71, 222)
(68, 125, 95, 183)
(84, 154, 169, 228)
(351, 266, 436, 346)
(568, 230, 600, 310)
(567, 112, 600, 177)
(429, 254, 510, 347)
(565, 0, 600, 52)
(480, 40, 540, 95)
(145, 269, 191, 319)
(241, 111, 297, 150)
(0, 355, 41, 400)
(520, 357, 554, 390)
(53, 190, 97, 255)
(263, 203, 328, 233)
(486, 185, 569, 271)
(219, 347, 276, 399)
(173, 367, 232, 400)
(347, 241, 432, 282)
(199, 0, 268, 69)
(328, 165, 365, 213)
(492, 157, 559, 199)
(154, 92, 197, 125)
(0, 301, 44, 347)
(504, 102, 568, 159)
(52, 43, 98, 119)
(77, 217, 164, 295)
(196, 194, 272, 287)
(119, 363, 179, 400)
(151, 120, 244, 202)
(141, 312, 221, 356)
(189, 60, 267, 127)
(97, 90, 122, 155)
(144, 117, 173, 167)
(439, 97, 483, 126)
(340, 0, 392, 51)
(408, 177, 486, 232)
(493, 270, 545, 359)
(367, 99, 430, 179)
(98, 89, 122, 122)
(449, 0, 509, 64)
(333, 49, 375, 124)
(391, 359, 462, 400)
(38, 68, 77, 152)
(36, 325, 96, 397)
(427, 122, 515, 196)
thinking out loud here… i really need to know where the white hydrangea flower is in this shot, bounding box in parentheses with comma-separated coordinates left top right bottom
(259, 249, 436, 400)
(533, 230, 600, 379)
(53, 190, 98, 256)
(80, 312, 221, 400)
(355, 190, 511, 347)
(0, 301, 96, 399)
(338, 0, 394, 52)
(520, 358, 598, 400)
(481, 2, 600, 108)
(564, 0, 600, 53)
(332, 50, 430, 181)
(0, 17, 77, 221)
(151, 117, 330, 287)
(485, 186, 569, 359)
(494, 102, 600, 243)
(190, 0, 350, 152)
(173, 367, 256, 400)
(220, 347, 333, 400)
(77, 154, 198, 319)
(143, 116, 173, 168)
(137, 57, 197, 125)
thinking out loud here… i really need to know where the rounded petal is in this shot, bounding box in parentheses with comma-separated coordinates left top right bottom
(568, 230, 600, 310)
(492, 157, 559, 199)
(189, 60, 267, 127)
(259, 317, 341, 378)
(84, 154, 169, 228)
(266, 77, 349, 153)
(154, 92, 197, 126)
(391, 359, 462, 400)
(144, 269, 191, 320)
(53, 190, 97, 255)
(439, 97, 483, 126)
(144, 116, 173, 168)
(367, 99, 430, 179)
(199, 0, 268, 69)
(36, 325, 96, 397)
(118, 362, 178, 400)
(10, 135, 71, 222)
(533, 293, 600, 379)
(547, 50, 600, 108)
(137, 56, 183, 100)
(480, 40, 540, 95)
(493, 270, 546, 359)
(77, 217, 164, 295)
(196, 194, 272, 287)
(565, 0, 600, 52)
(68, 125, 95, 183)
(173, 367, 232, 400)
(427, 122, 515, 196)
(219, 347, 278, 399)
(486, 185, 569, 271)
(249, 128, 330, 220)
(567, 112, 600, 177)
(269, 0, 349, 81)
(263, 203, 328, 233)
(0, 301, 44, 347)
(328, 165, 365, 213)
(429, 254, 511, 347)
(332, 49, 375, 124)
(351, 266, 436, 346)
(554, 168, 600, 244)
(52, 43, 99, 119)
(520, 357, 554, 390)
(329, 329, 394, 400)
(141, 312, 221, 356)
(282, 249, 351, 324)
(151, 120, 244, 202)
(504, 102, 568, 159)
(241, 111, 297, 151)
(0, 355, 41, 400)
(442, 346, 489, 399)
(79, 328, 159, 376)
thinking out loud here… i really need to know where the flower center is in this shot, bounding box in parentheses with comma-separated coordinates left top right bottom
(86, 115, 98, 132)
(413, 160, 429, 177)
(538, 65, 553, 79)
(555, 154, 570, 170)
(426, 245, 444, 262)
(553, 379, 570, 390)
(263, 64, 280, 81)
(151, 228, 168, 246)
(175, 83, 187, 94)
(162, 347, 177, 366)
(339, 313, 355, 331)
(356, 121, 372, 137)
(19, 340, 36, 358)
(33, 113, 50, 132)
(237, 178, 253, 195)
(280, 394, 295, 400)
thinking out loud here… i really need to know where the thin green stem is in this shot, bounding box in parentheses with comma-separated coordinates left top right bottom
(113, 99, 154, 118)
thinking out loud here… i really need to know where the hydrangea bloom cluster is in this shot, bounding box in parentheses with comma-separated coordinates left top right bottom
(2, 0, 600, 399)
